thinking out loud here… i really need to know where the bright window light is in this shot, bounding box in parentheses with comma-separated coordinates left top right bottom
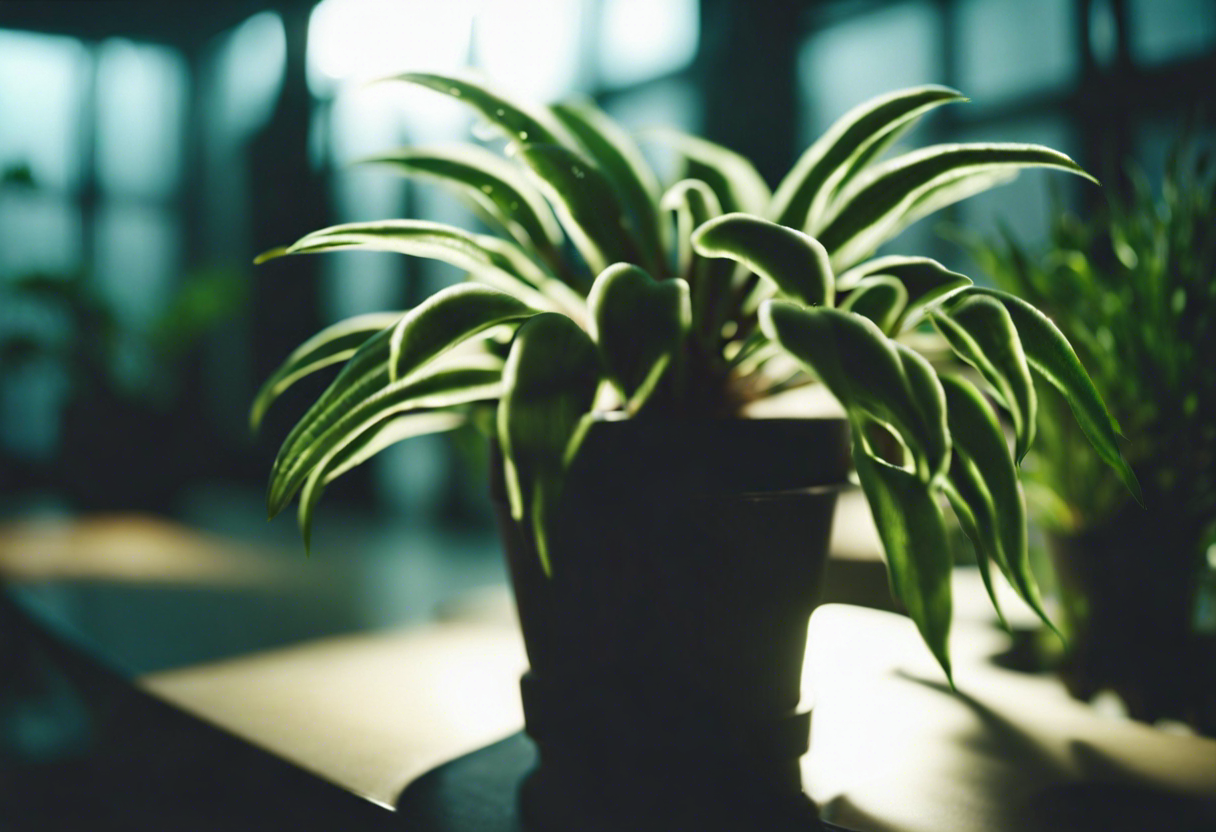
(474, 0, 586, 102)
(307, 0, 474, 94)
(598, 0, 698, 88)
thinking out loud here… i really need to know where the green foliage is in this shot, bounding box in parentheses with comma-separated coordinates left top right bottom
(254, 74, 1133, 679)
(957, 146, 1215, 537)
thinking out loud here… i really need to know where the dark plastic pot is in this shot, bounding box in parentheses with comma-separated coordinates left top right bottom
(491, 416, 850, 832)
(1048, 502, 1216, 735)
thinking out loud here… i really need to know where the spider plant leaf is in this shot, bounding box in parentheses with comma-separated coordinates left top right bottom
(264, 219, 560, 312)
(852, 446, 954, 685)
(895, 343, 951, 483)
(498, 313, 601, 576)
(771, 85, 967, 231)
(551, 98, 665, 275)
(298, 410, 466, 552)
(759, 302, 947, 482)
(882, 168, 1019, 246)
(691, 213, 833, 308)
(965, 287, 1143, 506)
(839, 275, 907, 334)
(836, 256, 972, 332)
(587, 264, 691, 411)
(268, 284, 538, 517)
(643, 128, 771, 215)
(941, 453, 1010, 634)
(251, 311, 402, 433)
(515, 143, 641, 275)
(358, 144, 563, 256)
(387, 72, 568, 147)
(817, 143, 1096, 270)
(274, 358, 504, 524)
(931, 295, 1037, 463)
(938, 373, 1057, 636)
(660, 179, 731, 345)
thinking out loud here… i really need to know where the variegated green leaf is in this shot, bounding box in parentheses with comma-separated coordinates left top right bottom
(387, 72, 569, 147)
(759, 302, 947, 482)
(515, 143, 641, 275)
(660, 179, 731, 346)
(881, 168, 1019, 247)
(298, 410, 466, 551)
(853, 446, 954, 685)
(771, 85, 966, 230)
(939, 374, 1057, 635)
(931, 295, 1037, 462)
(942, 452, 1010, 633)
(587, 264, 691, 410)
(498, 313, 601, 576)
(839, 276, 907, 334)
(691, 213, 833, 308)
(358, 144, 563, 257)
(836, 256, 972, 332)
(817, 143, 1096, 270)
(269, 284, 538, 517)
(259, 220, 559, 312)
(965, 287, 1143, 505)
(251, 311, 402, 432)
(551, 98, 665, 275)
(643, 128, 771, 215)
(274, 359, 503, 523)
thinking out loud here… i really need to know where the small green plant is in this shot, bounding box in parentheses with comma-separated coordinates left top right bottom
(959, 147, 1214, 535)
(253, 74, 1139, 681)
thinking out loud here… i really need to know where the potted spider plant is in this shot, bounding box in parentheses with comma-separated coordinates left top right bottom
(251, 74, 1138, 830)
(958, 145, 1215, 735)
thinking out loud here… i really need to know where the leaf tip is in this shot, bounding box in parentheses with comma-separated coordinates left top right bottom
(253, 246, 290, 265)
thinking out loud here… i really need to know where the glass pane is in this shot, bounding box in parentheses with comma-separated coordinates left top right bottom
(1128, 0, 1216, 66)
(475, 0, 588, 102)
(0, 193, 82, 277)
(598, 0, 699, 88)
(308, 0, 474, 95)
(94, 201, 179, 326)
(95, 39, 188, 201)
(799, 1, 941, 146)
(214, 11, 286, 141)
(0, 29, 89, 193)
(956, 0, 1076, 104)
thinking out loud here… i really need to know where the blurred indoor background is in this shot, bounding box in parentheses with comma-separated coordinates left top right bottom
(0, 0, 1213, 673)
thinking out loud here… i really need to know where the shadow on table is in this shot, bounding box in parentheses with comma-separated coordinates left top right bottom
(902, 672, 1216, 832)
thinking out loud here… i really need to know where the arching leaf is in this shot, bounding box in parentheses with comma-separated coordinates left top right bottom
(298, 410, 467, 551)
(692, 213, 833, 308)
(771, 85, 966, 231)
(836, 255, 972, 332)
(552, 98, 665, 275)
(387, 72, 569, 147)
(931, 294, 1037, 462)
(587, 264, 690, 410)
(643, 128, 771, 215)
(965, 287, 1142, 505)
(259, 219, 560, 312)
(515, 143, 642, 275)
(817, 143, 1096, 270)
(498, 313, 601, 576)
(268, 284, 538, 517)
(359, 144, 563, 257)
(251, 311, 402, 432)
(839, 275, 907, 334)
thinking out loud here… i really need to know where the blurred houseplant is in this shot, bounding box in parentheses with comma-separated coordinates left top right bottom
(252, 75, 1136, 830)
(960, 146, 1216, 734)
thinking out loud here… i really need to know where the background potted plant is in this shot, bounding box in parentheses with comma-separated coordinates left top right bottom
(250, 74, 1137, 830)
(957, 144, 1215, 735)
